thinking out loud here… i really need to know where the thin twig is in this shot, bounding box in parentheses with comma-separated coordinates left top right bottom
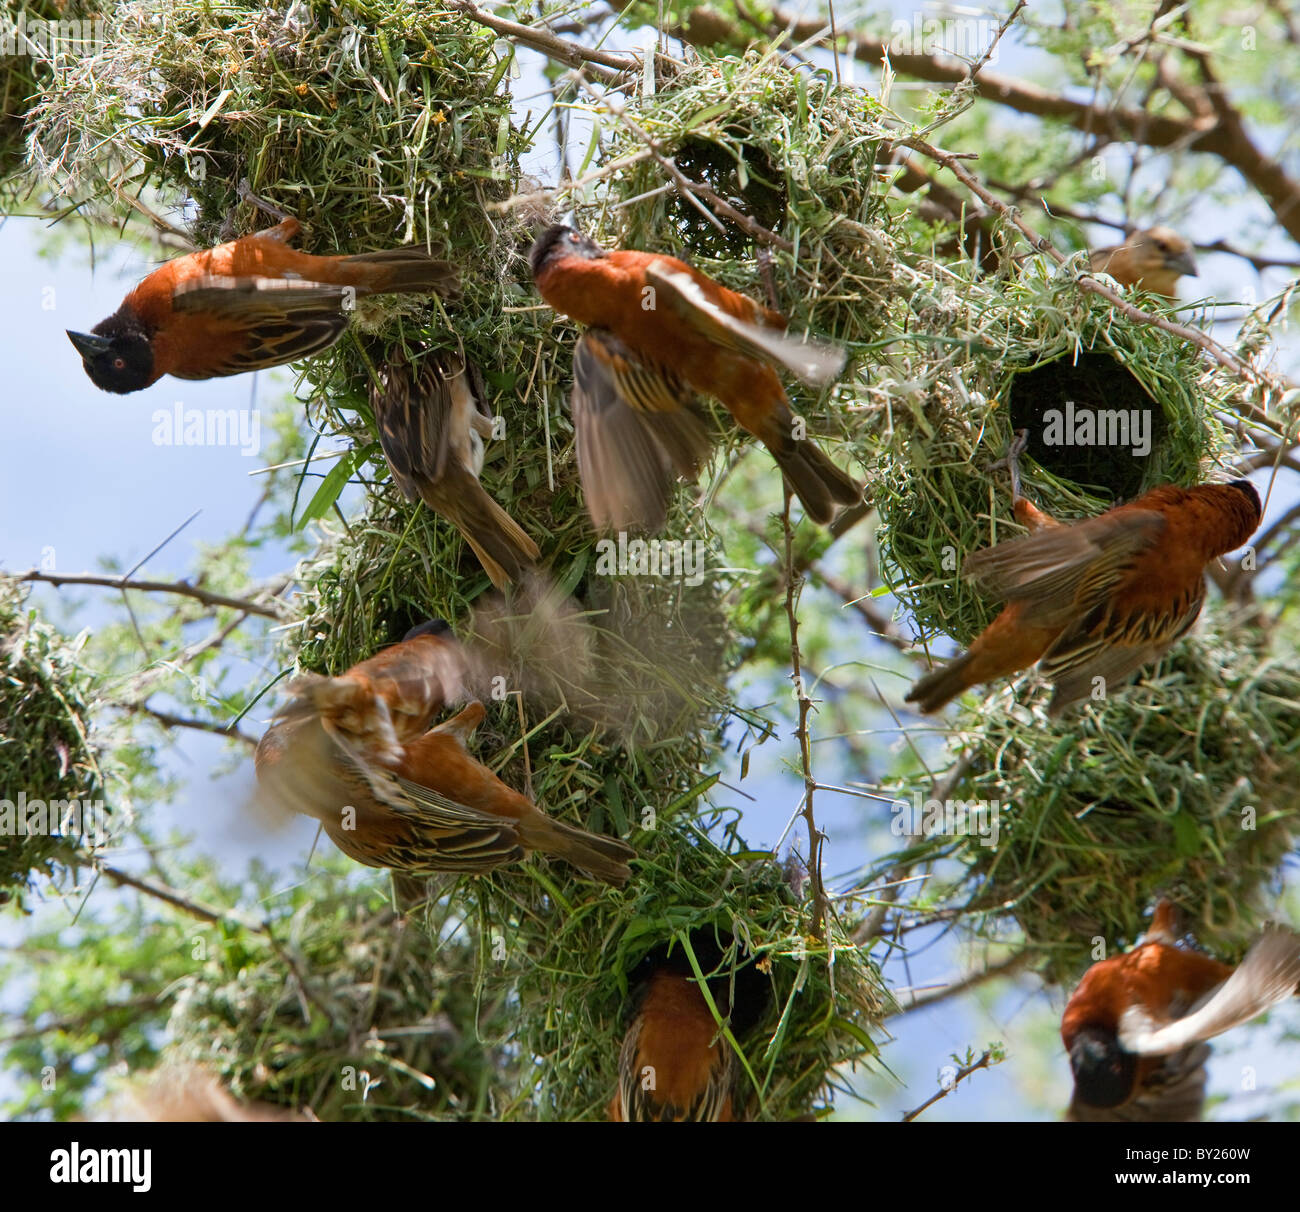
(899, 133, 1266, 385)
(855, 753, 974, 943)
(448, 0, 638, 83)
(887, 949, 1031, 1019)
(781, 490, 829, 940)
(966, 0, 1029, 82)
(126, 704, 259, 748)
(575, 77, 795, 253)
(13, 570, 287, 619)
(99, 864, 259, 928)
(901, 1050, 995, 1122)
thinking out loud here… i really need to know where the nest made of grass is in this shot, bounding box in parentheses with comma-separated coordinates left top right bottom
(472, 810, 890, 1122)
(875, 268, 1226, 647)
(0, 578, 109, 906)
(165, 871, 515, 1120)
(924, 604, 1300, 984)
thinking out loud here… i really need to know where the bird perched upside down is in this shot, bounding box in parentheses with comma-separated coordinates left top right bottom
(609, 967, 736, 1121)
(1063, 900, 1300, 1121)
(1087, 226, 1197, 300)
(369, 348, 539, 589)
(905, 435, 1262, 715)
(68, 186, 457, 394)
(529, 224, 860, 530)
(255, 622, 635, 885)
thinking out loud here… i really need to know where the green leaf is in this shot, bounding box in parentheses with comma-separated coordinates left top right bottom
(296, 445, 364, 529)
(683, 102, 731, 132)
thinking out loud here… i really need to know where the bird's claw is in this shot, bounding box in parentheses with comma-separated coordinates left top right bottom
(986, 429, 1030, 501)
(236, 178, 294, 224)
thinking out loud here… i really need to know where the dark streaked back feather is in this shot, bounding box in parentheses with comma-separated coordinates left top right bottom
(963, 510, 1166, 628)
(170, 275, 353, 374)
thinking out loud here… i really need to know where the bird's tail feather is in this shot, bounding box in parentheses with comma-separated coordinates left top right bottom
(434, 486, 541, 590)
(342, 245, 459, 297)
(523, 816, 636, 887)
(770, 441, 861, 524)
(905, 652, 976, 714)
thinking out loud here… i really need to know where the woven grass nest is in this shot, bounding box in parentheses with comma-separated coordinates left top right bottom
(875, 271, 1223, 648)
(165, 873, 517, 1120)
(909, 605, 1300, 984)
(0, 578, 108, 906)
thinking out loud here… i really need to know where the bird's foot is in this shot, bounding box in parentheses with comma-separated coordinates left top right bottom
(986, 428, 1030, 502)
(236, 178, 296, 227)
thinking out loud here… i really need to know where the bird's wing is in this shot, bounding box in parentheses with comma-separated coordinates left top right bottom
(252, 716, 360, 827)
(614, 1016, 645, 1121)
(370, 352, 463, 500)
(963, 510, 1166, 626)
(644, 262, 845, 387)
(169, 275, 352, 374)
(275, 638, 467, 762)
(1039, 581, 1205, 714)
(1068, 1043, 1210, 1123)
(571, 329, 713, 532)
(1118, 929, 1300, 1056)
(331, 735, 525, 872)
(1042, 637, 1173, 716)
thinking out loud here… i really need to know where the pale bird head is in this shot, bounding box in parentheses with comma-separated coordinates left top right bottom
(1131, 226, 1198, 279)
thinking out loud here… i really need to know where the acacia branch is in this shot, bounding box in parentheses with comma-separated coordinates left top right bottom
(448, 0, 637, 83)
(98, 864, 255, 928)
(126, 704, 259, 748)
(901, 1050, 996, 1122)
(14, 569, 287, 619)
(887, 949, 1031, 1018)
(900, 133, 1270, 389)
(623, 0, 1300, 247)
(781, 493, 829, 941)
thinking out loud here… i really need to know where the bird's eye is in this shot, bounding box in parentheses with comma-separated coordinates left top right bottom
(1155, 240, 1169, 252)
(113, 357, 126, 370)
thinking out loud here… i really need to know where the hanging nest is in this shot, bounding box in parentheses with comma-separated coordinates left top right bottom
(165, 873, 515, 1120)
(0, 578, 110, 907)
(478, 816, 889, 1121)
(0, 0, 104, 203)
(601, 51, 895, 343)
(909, 605, 1300, 984)
(875, 270, 1223, 648)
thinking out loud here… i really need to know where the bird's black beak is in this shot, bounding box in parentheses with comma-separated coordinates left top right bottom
(1166, 249, 1198, 277)
(66, 330, 114, 359)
